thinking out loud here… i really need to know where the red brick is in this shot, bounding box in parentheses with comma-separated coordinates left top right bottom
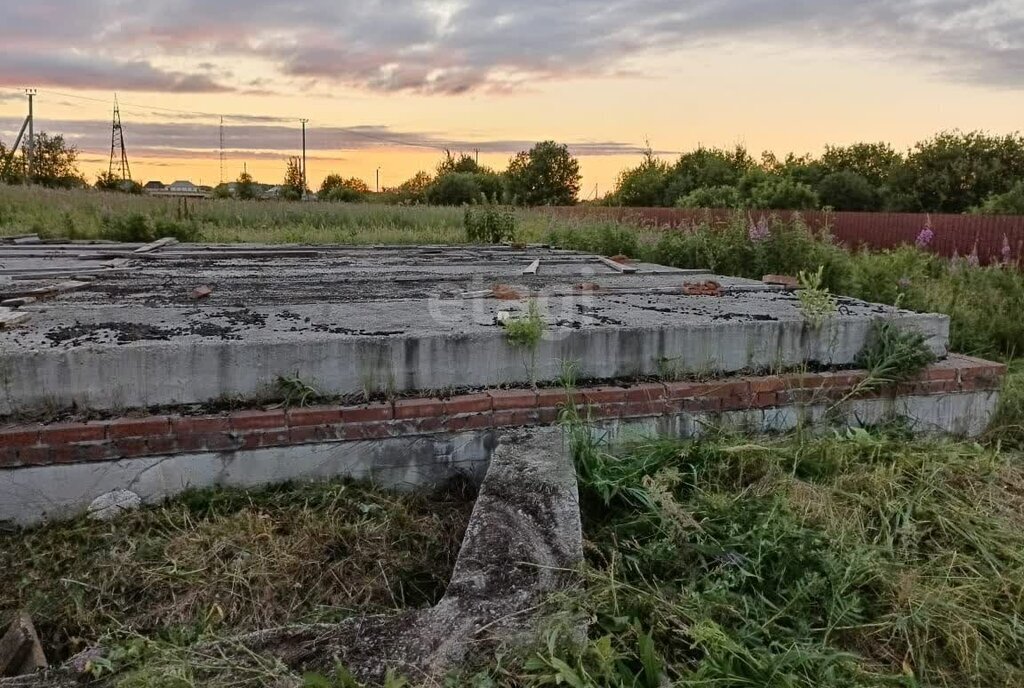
(286, 406, 343, 427)
(50, 444, 79, 464)
(588, 402, 625, 419)
(623, 383, 668, 403)
(112, 437, 148, 457)
(748, 375, 785, 394)
(784, 372, 824, 389)
(664, 381, 701, 399)
(536, 406, 563, 425)
(342, 403, 393, 423)
(0, 426, 42, 447)
(487, 389, 537, 410)
(443, 394, 492, 415)
(754, 391, 780, 407)
(108, 416, 171, 438)
(229, 410, 287, 431)
(817, 371, 865, 389)
(394, 398, 445, 420)
(536, 388, 571, 408)
(75, 442, 116, 462)
(343, 422, 391, 440)
(580, 386, 626, 405)
(146, 436, 179, 455)
(493, 409, 537, 427)
(924, 365, 958, 382)
(316, 424, 345, 441)
(172, 416, 230, 435)
(684, 396, 722, 413)
(240, 428, 290, 449)
(40, 422, 107, 444)
(288, 425, 320, 444)
(406, 416, 445, 433)
(17, 445, 51, 465)
(0, 446, 19, 467)
(708, 379, 751, 397)
(622, 400, 666, 417)
(446, 413, 495, 432)
(178, 432, 238, 452)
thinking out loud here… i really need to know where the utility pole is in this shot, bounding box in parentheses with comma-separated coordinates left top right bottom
(219, 117, 225, 185)
(299, 118, 308, 198)
(475, 149, 479, 165)
(25, 89, 36, 185)
(376, 167, 381, 193)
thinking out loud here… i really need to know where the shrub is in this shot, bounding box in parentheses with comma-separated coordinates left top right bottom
(101, 213, 200, 243)
(674, 185, 743, 209)
(748, 176, 820, 210)
(817, 170, 880, 211)
(464, 205, 516, 243)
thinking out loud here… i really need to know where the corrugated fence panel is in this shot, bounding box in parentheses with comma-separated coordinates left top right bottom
(542, 208, 1024, 266)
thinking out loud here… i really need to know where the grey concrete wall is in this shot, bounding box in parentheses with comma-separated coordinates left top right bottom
(0, 312, 949, 414)
(0, 390, 994, 528)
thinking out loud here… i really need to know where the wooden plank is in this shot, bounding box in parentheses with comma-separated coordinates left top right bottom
(597, 256, 638, 274)
(0, 308, 30, 329)
(25, 280, 91, 297)
(1, 297, 36, 307)
(522, 259, 540, 275)
(133, 237, 179, 254)
(11, 270, 126, 282)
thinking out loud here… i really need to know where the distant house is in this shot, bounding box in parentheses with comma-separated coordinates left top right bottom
(145, 179, 209, 199)
(168, 180, 199, 194)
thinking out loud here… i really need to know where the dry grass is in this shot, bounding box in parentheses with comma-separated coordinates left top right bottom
(0, 479, 473, 663)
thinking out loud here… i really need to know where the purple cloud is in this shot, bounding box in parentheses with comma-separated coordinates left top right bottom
(1, 1, 1021, 95)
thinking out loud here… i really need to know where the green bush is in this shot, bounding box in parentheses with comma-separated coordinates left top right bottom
(464, 205, 516, 243)
(101, 212, 200, 243)
(674, 185, 743, 209)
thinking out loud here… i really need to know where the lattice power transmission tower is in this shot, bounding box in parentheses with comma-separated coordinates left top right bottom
(108, 95, 131, 181)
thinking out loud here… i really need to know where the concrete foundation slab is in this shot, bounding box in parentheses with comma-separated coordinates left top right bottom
(0, 244, 949, 414)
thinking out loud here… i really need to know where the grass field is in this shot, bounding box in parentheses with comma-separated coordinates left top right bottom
(3, 184, 1024, 686)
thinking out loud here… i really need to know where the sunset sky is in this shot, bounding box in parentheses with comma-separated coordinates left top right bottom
(2, 1, 1023, 194)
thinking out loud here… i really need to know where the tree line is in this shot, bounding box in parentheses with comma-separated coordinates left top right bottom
(6, 129, 1024, 215)
(609, 131, 1024, 215)
(310, 140, 582, 206)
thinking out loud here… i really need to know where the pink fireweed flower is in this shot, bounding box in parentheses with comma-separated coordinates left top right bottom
(1001, 234, 1013, 266)
(748, 217, 770, 242)
(915, 222, 934, 249)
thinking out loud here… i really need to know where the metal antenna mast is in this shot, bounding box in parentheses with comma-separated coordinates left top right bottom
(108, 94, 131, 181)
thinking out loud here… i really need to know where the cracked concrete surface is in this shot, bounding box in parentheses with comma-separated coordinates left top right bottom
(0, 244, 949, 414)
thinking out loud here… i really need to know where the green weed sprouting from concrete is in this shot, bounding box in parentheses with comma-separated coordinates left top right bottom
(503, 299, 546, 386)
(796, 265, 838, 328)
(272, 373, 323, 408)
(503, 299, 545, 349)
(854, 320, 936, 387)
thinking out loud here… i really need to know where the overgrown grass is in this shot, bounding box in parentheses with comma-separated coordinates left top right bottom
(0, 479, 473, 664)
(463, 425, 1024, 688)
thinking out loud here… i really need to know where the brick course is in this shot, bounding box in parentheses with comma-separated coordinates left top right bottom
(0, 355, 1005, 469)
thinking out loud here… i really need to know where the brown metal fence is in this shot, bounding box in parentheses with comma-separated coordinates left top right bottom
(542, 207, 1024, 266)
